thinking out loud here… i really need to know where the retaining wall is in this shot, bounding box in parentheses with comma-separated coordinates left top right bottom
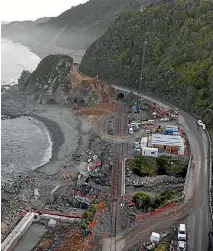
(1, 211, 82, 251)
(181, 154, 193, 201)
(1, 212, 39, 251)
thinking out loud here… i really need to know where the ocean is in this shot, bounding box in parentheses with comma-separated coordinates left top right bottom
(1, 38, 52, 183)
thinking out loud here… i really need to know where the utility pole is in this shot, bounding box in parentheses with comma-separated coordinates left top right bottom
(137, 33, 148, 109)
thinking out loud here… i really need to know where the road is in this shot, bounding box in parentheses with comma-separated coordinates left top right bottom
(182, 112, 211, 251)
(113, 85, 212, 251)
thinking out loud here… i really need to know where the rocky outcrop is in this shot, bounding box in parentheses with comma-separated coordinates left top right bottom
(18, 70, 31, 85)
(19, 55, 73, 104)
(17, 55, 102, 107)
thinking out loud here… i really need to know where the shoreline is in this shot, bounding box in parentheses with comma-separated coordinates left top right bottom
(1, 113, 64, 170)
(2, 36, 85, 63)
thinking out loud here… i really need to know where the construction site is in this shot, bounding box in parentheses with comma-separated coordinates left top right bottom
(1, 65, 196, 251)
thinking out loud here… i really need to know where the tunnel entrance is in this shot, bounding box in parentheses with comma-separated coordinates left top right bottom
(117, 92, 125, 100)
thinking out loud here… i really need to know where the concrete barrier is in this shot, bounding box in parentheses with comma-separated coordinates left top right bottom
(183, 154, 193, 199)
(205, 129, 213, 225)
(40, 214, 81, 223)
(33, 210, 82, 218)
(1, 212, 39, 251)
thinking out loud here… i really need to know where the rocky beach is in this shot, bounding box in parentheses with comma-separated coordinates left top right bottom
(2, 84, 89, 239)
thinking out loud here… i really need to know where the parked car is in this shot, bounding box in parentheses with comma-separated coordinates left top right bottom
(174, 108, 179, 115)
(178, 224, 187, 241)
(197, 119, 203, 126)
(177, 241, 186, 251)
(132, 121, 141, 126)
(132, 124, 139, 131)
(74, 154, 82, 161)
(160, 117, 170, 122)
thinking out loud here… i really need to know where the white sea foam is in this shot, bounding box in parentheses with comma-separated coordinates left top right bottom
(1, 38, 40, 84)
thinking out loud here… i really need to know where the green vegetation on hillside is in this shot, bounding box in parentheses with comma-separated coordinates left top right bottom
(80, 0, 213, 128)
(133, 190, 178, 211)
(128, 155, 187, 177)
(47, 0, 145, 33)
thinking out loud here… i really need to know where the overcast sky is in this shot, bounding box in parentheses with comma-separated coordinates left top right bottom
(1, 0, 89, 22)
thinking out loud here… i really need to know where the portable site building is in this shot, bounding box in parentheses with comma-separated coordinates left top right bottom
(142, 147, 158, 157)
(150, 134, 185, 155)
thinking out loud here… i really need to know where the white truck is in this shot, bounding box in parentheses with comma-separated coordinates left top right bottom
(178, 224, 186, 241)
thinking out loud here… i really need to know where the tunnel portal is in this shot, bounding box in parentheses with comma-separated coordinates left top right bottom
(117, 92, 125, 100)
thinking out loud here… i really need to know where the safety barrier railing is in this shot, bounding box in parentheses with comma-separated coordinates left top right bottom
(81, 202, 105, 251)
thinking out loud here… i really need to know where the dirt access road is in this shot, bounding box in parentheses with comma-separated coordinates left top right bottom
(112, 85, 212, 251)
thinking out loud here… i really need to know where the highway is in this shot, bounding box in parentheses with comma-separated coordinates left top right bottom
(112, 85, 212, 250)
(182, 111, 211, 251)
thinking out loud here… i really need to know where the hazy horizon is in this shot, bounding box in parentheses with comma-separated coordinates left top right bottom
(1, 0, 89, 22)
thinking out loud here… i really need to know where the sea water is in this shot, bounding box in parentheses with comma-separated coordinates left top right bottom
(1, 38, 52, 183)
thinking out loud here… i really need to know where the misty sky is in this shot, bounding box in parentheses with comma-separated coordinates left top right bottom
(1, 0, 89, 22)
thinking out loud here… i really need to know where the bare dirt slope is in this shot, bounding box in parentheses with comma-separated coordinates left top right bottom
(70, 64, 116, 117)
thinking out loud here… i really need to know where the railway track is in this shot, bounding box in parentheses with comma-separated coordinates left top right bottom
(109, 100, 128, 251)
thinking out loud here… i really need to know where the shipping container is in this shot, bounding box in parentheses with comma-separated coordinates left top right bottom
(164, 128, 178, 135)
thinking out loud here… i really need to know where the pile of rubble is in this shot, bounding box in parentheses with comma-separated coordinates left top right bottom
(126, 167, 185, 193)
(85, 133, 115, 186)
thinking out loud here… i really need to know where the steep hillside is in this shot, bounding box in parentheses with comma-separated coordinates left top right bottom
(80, 0, 213, 128)
(1, 0, 160, 51)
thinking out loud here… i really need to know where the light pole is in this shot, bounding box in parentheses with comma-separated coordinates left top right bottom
(137, 33, 148, 109)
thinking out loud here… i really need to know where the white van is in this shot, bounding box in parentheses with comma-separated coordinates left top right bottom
(178, 224, 186, 241)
